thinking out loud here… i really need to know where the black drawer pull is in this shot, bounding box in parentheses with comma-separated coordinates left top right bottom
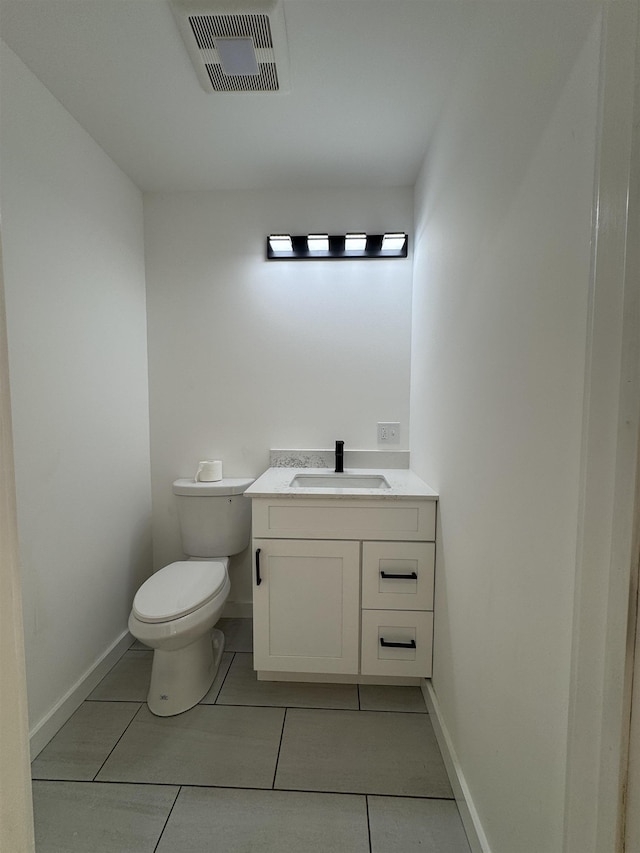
(380, 571, 418, 580)
(380, 637, 416, 649)
(255, 548, 262, 586)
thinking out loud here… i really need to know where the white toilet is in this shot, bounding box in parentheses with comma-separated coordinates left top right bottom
(128, 476, 254, 716)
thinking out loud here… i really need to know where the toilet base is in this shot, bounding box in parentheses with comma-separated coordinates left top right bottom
(147, 628, 225, 716)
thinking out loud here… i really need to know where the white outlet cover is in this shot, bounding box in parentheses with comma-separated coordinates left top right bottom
(377, 422, 400, 444)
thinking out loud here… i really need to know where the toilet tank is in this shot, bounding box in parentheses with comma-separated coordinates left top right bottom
(172, 478, 254, 558)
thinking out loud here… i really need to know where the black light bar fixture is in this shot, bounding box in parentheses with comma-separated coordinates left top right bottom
(266, 232, 408, 260)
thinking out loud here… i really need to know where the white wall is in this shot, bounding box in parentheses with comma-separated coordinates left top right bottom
(410, 5, 602, 852)
(0, 44, 152, 736)
(144, 187, 413, 603)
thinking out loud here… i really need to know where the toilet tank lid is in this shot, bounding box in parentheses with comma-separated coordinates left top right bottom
(133, 560, 227, 623)
(172, 477, 254, 496)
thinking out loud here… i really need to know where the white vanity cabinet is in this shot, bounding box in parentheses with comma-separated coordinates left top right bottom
(250, 494, 437, 683)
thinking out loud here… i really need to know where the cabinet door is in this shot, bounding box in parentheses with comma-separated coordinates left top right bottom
(252, 538, 360, 674)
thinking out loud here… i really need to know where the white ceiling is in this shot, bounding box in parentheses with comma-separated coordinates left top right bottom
(0, 0, 487, 192)
(0, 1, 599, 194)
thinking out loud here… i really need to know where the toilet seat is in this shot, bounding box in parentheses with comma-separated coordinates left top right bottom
(133, 560, 227, 624)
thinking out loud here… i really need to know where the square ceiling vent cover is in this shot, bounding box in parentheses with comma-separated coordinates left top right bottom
(170, 0, 290, 93)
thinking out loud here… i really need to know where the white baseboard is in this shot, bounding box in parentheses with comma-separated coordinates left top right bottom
(421, 678, 492, 853)
(222, 600, 253, 619)
(29, 630, 133, 760)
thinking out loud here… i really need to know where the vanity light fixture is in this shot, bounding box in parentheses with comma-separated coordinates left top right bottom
(381, 232, 407, 252)
(307, 233, 329, 253)
(266, 232, 408, 260)
(345, 233, 367, 252)
(268, 234, 294, 254)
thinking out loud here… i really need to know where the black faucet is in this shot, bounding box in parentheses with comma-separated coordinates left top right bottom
(335, 440, 344, 473)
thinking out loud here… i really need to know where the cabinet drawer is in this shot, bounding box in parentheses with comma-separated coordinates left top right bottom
(362, 541, 434, 611)
(251, 498, 436, 541)
(361, 609, 433, 678)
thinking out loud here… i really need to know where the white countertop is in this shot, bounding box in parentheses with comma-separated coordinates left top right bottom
(244, 467, 438, 500)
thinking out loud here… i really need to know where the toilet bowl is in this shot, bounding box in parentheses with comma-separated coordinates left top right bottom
(128, 558, 231, 716)
(128, 475, 253, 716)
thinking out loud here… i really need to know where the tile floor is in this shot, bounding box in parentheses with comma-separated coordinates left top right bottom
(31, 618, 471, 852)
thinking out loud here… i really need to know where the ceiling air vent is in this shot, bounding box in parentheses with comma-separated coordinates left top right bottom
(170, 0, 290, 94)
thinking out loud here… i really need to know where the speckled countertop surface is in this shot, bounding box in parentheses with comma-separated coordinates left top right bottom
(244, 467, 438, 500)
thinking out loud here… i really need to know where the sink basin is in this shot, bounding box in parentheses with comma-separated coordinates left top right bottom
(289, 473, 391, 489)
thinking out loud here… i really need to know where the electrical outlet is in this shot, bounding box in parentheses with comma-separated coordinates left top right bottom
(377, 422, 400, 444)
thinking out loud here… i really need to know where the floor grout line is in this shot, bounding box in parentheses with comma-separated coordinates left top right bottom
(208, 650, 236, 705)
(91, 702, 145, 781)
(271, 706, 288, 790)
(73, 697, 427, 713)
(153, 785, 182, 853)
(32, 777, 456, 801)
(365, 794, 373, 853)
